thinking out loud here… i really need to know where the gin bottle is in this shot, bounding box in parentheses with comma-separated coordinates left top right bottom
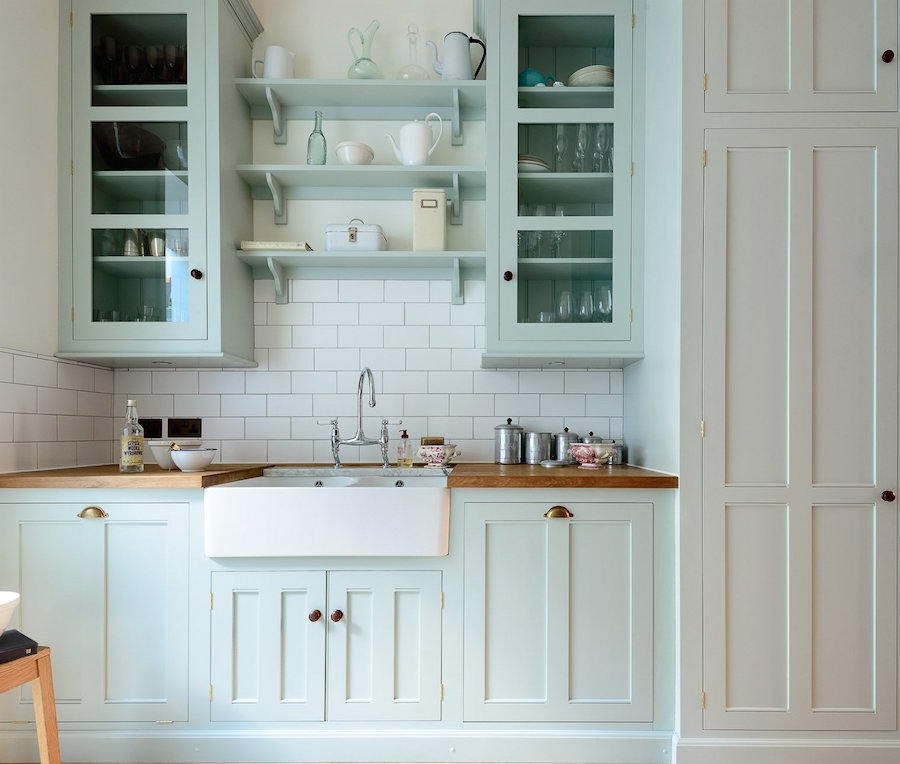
(120, 399, 144, 473)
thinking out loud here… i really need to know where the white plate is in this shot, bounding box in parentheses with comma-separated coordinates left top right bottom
(568, 64, 614, 87)
(518, 161, 550, 173)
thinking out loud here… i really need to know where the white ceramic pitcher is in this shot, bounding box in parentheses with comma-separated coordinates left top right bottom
(425, 31, 486, 80)
(385, 112, 443, 166)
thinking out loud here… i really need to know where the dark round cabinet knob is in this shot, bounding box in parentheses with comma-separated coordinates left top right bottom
(882, 49, 895, 63)
(308, 609, 322, 622)
(330, 609, 344, 622)
(190, 268, 204, 280)
(503, 270, 513, 282)
(882, 490, 896, 502)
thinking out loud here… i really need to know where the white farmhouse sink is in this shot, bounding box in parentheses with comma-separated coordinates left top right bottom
(204, 470, 450, 557)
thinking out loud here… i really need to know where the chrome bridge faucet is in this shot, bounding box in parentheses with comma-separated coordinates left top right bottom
(318, 367, 400, 468)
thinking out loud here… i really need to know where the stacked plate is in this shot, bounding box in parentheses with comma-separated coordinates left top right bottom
(517, 154, 550, 173)
(567, 64, 614, 87)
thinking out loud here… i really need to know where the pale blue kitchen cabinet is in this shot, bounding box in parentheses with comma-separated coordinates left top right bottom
(210, 569, 443, 722)
(463, 496, 653, 722)
(56, 0, 261, 368)
(483, 0, 642, 367)
(0, 497, 189, 723)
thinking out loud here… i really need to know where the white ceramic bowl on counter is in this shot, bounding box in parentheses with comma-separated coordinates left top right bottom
(170, 448, 218, 472)
(568, 442, 617, 469)
(0, 591, 20, 632)
(335, 141, 374, 165)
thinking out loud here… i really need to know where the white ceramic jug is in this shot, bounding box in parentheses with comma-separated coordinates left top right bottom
(425, 31, 486, 80)
(251, 45, 295, 79)
(385, 112, 443, 166)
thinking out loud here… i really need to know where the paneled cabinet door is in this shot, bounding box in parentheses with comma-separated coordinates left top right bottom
(704, 0, 898, 112)
(210, 570, 442, 722)
(701, 129, 898, 730)
(0, 502, 189, 722)
(463, 501, 653, 722)
(210, 571, 327, 721)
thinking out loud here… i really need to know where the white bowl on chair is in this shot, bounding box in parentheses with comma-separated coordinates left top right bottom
(0, 591, 20, 632)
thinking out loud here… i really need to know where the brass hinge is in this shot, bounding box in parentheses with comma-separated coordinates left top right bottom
(155, 720, 174, 725)
(71, 307, 74, 322)
(629, 307, 633, 323)
(703, 72, 708, 91)
(631, 13, 635, 28)
(440, 591, 444, 609)
(440, 683, 444, 700)
(210, 592, 213, 610)
(630, 161, 634, 176)
(70, 159, 73, 176)
(69, 11, 73, 27)
(700, 419, 706, 438)
(209, 684, 213, 701)
(700, 691, 707, 709)
(702, 149, 707, 167)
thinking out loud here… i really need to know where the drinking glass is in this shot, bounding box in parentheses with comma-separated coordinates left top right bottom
(592, 124, 608, 173)
(557, 291, 574, 322)
(550, 206, 566, 258)
(573, 123, 589, 172)
(577, 291, 594, 322)
(554, 123, 568, 172)
(533, 204, 548, 258)
(598, 286, 613, 322)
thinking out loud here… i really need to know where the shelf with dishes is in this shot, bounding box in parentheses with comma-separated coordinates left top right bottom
(235, 79, 486, 145)
(92, 84, 188, 107)
(236, 249, 486, 306)
(236, 164, 485, 225)
(517, 86, 614, 110)
(92, 254, 190, 278)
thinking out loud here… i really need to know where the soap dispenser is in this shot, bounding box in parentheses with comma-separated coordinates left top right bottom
(397, 429, 413, 467)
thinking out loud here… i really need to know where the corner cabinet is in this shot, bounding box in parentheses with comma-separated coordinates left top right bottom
(56, 0, 262, 368)
(0, 498, 189, 723)
(483, 0, 641, 368)
(463, 498, 653, 722)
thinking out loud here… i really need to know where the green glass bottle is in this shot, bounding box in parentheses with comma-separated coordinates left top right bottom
(307, 110, 327, 165)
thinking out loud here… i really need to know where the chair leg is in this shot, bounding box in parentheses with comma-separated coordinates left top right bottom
(30, 651, 60, 764)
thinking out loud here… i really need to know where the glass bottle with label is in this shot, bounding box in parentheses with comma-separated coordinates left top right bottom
(120, 399, 144, 473)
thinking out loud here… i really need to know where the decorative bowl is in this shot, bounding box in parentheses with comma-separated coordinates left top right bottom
(568, 442, 617, 469)
(0, 591, 20, 633)
(418, 444, 461, 467)
(148, 440, 201, 469)
(170, 447, 218, 472)
(335, 141, 374, 165)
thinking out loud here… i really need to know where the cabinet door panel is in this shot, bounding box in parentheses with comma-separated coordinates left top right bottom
(705, 0, 898, 112)
(702, 129, 898, 730)
(210, 571, 326, 721)
(326, 571, 442, 722)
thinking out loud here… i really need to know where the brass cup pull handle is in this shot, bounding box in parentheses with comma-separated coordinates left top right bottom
(77, 505, 109, 519)
(544, 505, 574, 519)
(308, 609, 322, 622)
(330, 609, 344, 622)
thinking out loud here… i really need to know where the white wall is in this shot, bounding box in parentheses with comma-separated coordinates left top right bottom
(0, 0, 59, 356)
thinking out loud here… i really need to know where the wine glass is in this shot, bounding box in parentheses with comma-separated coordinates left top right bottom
(572, 123, 589, 172)
(533, 204, 548, 258)
(145, 45, 162, 82)
(550, 206, 566, 258)
(598, 286, 613, 322)
(577, 291, 594, 322)
(557, 290, 574, 323)
(554, 123, 568, 172)
(592, 124, 608, 173)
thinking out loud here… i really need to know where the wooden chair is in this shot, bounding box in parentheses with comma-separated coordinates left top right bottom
(0, 647, 60, 764)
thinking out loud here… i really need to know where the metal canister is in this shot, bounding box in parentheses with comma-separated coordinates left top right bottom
(552, 427, 580, 463)
(494, 418, 523, 464)
(582, 431, 603, 443)
(523, 431, 551, 464)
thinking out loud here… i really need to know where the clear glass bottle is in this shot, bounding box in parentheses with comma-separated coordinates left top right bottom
(306, 110, 327, 165)
(397, 23, 430, 80)
(120, 399, 144, 472)
(397, 429, 413, 466)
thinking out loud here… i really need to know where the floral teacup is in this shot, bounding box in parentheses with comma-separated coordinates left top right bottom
(568, 442, 617, 469)
(418, 444, 461, 467)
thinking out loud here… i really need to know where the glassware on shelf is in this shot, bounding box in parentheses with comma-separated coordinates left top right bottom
(347, 20, 384, 79)
(554, 123, 568, 172)
(577, 291, 594, 322)
(592, 124, 608, 172)
(397, 23, 430, 80)
(573, 123, 589, 172)
(598, 285, 613, 322)
(307, 110, 327, 165)
(550, 206, 566, 257)
(557, 290, 574, 323)
(533, 203, 548, 258)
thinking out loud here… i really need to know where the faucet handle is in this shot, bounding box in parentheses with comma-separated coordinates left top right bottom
(317, 418, 339, 426)
(381, 418, 402, 426)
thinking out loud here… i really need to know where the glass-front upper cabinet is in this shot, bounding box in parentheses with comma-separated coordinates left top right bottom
(70, 0, 207, 342)
(494, 0, 634, 356)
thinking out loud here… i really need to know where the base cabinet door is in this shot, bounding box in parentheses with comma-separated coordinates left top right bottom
(463, 500, 653, 722)
(701, 129, 898, 730)
(0, 501, 189, 723)
(210, 570, 442, 722)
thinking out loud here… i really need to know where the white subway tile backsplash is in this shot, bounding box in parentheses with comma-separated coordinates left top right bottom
(314, 348, 360, 371)
(0, 382, 37, 414)
(384, 326, 429, 348)
(425, 416, 473, 440)
(463, 280, 486, 303)
(174, 395, 221, 417)
(340, 280, 383, 302)
(254, 279, 277, 303)
(77, 391, 111, 417)
(255, 325, 293, 348)
(0, 414, 11, 442)
(494, 394, 541, 417)
(474, 370, 519, 394)
(0, 442, 37, 472)
(610, 371, 624, 394)
(565, 370, 611, 394)
(430, 326, 474, 348)
(450, 302, 486, 325)
(292, 279, 338, 303)
(586, 394, 625, 417)
(292, 371, 337, 394)
(429, 281, 452, 303)
(448, 394, 495, 417)
(246, 371, 292, 394)
(517, 417, 564, 434)
(384, 280, 429, 302)
(199, 371, 246, 394)
(451, 348, 484, 370)
(338, 325, 383, 348)
(360, 303, 404, 326)
(268, 302, 313, 325)
(360, 348, 407, 370)
(58, 362, 95, 392)
(266, 394, 313, 417)
(405, 394, 449, 417)
(201, 417, 246, 440)
(293, 325, 340, 348)
(267, 439, 314, 463)
(115, 370, 152, 394)
(221, 394, 267, 417)
(221, 440, 267, 463)
(38, 387, 78, 416)
(405, 303, 450, 326)
(311, 393, 358, 417)
(314, 302, 358, 325)
(254, 302, 268, 325)
(122, 394, 172, 417)
(406, 349, 452, 371)
(246, 416, 290, 440)
(14, 413, 57, 442)
(428, 371, 473, 394)
(57, 416, 95, 442)
(383, 371, 428, 394)
(37, 442, 77, 470)
(519, 371, 565, 394)
(268, 348, 315, 371)
(540, 394, 586, 417)
(93, 417, 115, 441)
(152, 370, 199, 395)
(253, 348, 269, 370)
(94, 369, 114, 394)
(13, 356, 57, 388)
(0, 353, 12, 383)
(77, 440, 112, 466)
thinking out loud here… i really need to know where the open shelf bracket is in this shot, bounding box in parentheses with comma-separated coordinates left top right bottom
(266, 256, 288, 304)
(451, 87, 463, 146)
(449, 172, 462, 225)
(265, 171, 287, 225)
(450, 257, 463, 304)
(265, 87, 286, 144)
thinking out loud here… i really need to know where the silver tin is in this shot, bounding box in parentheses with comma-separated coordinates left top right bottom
(523, 431, 551, 464)
(494, 418, 523, 464)
(552, 428, 580, 463)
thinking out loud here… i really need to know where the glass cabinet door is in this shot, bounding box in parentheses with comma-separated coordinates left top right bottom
(498, 0, 632, 344)
(71, 0, 207, 341)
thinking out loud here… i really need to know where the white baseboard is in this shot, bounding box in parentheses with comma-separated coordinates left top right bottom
(676, 736, 900, 764)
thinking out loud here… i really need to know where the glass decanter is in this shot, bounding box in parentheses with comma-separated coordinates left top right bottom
(397, 24, 430, 80)
(307, 110, 327, 165)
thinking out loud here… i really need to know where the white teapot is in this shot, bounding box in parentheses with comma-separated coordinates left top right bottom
(385, 112, 443, 166)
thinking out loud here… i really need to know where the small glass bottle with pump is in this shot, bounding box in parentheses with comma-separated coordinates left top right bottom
(397, 429, 413, 467)
(120, 399, 144, 473)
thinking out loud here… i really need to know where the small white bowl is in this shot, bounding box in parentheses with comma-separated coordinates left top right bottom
(171, 448, 218, 472)
(335, 141, 374, 165)
(0, 591, 20, 633)
(147, 440, 202, 469)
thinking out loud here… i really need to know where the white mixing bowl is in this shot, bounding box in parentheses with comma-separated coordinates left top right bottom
(0, 591, 20, 632)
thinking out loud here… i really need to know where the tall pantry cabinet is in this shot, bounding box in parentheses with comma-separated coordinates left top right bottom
(682, 0, 899, 756)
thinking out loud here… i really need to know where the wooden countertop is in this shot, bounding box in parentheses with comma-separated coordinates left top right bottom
(0, 463, 677, 490)
(446, 463, 678, 488)
(0, 464, 268, 489)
